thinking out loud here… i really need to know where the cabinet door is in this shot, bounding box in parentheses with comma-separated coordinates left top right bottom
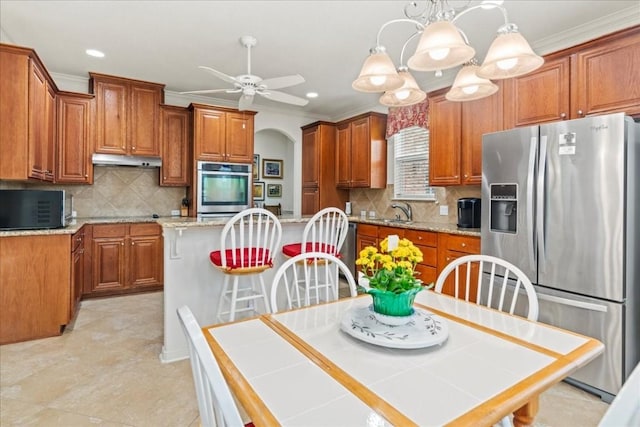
(94, 80, 128, 154)
(129, 234, 163, 288)
(70, 238, 84, 319)
(429, 93, 462, 186)
(461, 88, 502, 185)
(91, 237, 126, 291)
(356, 233, 378, 255)
(301, 127, 319, 187)
(28, 61, 47, 179)
(56, 94, 93, 184)
(129, 83, 161, 156)
(160, 106, 190, 186)
(43, 82, 56, 181)
(335, 122, 351, 188)
(226, 112, 254, 163)
(503, 56, 571, 128)
(349, 117, 371, 187)
(573, 29, 640, 118)
(301, 186, 319, 216)
(194, 108, 226, 161)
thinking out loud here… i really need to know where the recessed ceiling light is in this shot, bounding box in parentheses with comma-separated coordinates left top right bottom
(306, 92, 318, 98)
(86, 49, 105, 58)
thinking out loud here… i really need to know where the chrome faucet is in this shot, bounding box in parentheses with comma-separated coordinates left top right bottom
(391, 202, 412, 222)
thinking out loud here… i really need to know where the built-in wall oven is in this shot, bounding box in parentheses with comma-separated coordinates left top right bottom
(196, 161, 252, 217)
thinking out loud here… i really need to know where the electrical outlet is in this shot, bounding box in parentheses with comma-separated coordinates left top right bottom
(171, 210, 180, 217)
(439, 205, 449, 216)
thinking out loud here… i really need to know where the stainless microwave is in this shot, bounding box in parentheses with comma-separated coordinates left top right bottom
(196, 162, 252, 216)
(0, 189, 66, 230)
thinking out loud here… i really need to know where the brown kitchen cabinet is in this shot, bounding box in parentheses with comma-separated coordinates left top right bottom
(428, 85, 503, 186)
(0, 44, 57, 182)
(90, 72, 165, 157)
(437, 233, 481, 298)
(70, 227, 86, 319)
(356, 223, 379, 255)
(191, 103, 256, 163)
(56, 92, 94, 184)
(504, 26, 640, 127)
(86, 223, 163, 297)
(0, 234, 71, 344)
(300, 121, 348, 215)
(336, 112, 387, 189)
(405, 229, 438, 285)
(160, 105, 191, 186)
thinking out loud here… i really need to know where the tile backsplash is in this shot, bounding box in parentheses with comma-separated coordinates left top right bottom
(0, 167, 186, 218)
(349, 185, 481, 224)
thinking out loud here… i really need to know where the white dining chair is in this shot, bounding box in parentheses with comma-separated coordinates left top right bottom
(270, 252, 357, 313)
(176, 305, 247, 427)
(281, 207, 349, 305)
(209, 208, 282, 322)
(435, 254, 539, 321)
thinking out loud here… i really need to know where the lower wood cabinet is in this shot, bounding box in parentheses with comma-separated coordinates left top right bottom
(70, 227, 86, 319)
(0, 234, 71, 344)
(437, 233, 481, 298)
(85, 223, 163, 297)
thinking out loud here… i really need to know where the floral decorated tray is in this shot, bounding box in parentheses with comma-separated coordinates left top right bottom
(340, 305, 449, 349)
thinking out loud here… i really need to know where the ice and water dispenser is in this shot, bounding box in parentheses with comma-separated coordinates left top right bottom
(490, 184, 517, 233)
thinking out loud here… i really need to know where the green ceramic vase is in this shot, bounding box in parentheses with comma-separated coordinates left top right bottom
(367, 286, 423, 317)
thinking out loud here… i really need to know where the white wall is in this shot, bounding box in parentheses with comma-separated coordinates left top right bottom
(254, 129, 294, 213)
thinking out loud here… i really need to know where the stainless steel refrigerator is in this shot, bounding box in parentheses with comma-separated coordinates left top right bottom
(481, 112, 639, 402)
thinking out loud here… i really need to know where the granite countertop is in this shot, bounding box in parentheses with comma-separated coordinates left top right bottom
(1, 215, 480, 237)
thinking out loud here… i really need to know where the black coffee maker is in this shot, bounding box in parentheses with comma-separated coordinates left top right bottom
(457, 198, 481, 229)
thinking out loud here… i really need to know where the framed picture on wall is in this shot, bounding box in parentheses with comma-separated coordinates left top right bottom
(253, 182, 265, 201)
(267, 184, 282, 198)
(253, 154, 260, 180)
(262, 159, 283, 179)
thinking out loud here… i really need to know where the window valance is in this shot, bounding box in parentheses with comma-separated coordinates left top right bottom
(386, 99, 429, 139)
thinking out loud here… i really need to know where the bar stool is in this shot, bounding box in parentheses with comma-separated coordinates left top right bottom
(281, 207, 349, 306)
(209, 208, 282, 322)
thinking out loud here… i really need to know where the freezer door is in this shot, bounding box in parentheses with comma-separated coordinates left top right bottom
(538, 114, 626, 301)
(535, 286, 624, 400)
(482, 126, 538, 281)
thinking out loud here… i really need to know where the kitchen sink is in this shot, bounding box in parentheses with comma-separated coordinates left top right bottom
(381, 219, 413, 225)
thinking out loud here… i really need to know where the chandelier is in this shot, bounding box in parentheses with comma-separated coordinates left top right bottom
(352, 0, 544, 105)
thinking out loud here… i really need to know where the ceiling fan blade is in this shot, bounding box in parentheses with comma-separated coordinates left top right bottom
(198, 66, 238, 83)
(259, 90, 309, 106)
(238, 94, 255, 111)
(179, 88, 235, 95)
(259, 74, 305, 90)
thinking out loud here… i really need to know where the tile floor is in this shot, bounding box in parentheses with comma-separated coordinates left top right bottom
(1, 291, 609, 426)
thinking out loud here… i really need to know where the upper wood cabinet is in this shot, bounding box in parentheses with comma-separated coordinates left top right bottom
(336, 112, 387, 189)
(504, 26, 640, 127)
(90, 72, 165, 156)
(160, 105, 190, 186)
(191, 103, 256, 163)
(428, 86, 502, 186)
(0, 44, 57, 182)
(56, 92, 94, 184)
(300, 121, 348, 215)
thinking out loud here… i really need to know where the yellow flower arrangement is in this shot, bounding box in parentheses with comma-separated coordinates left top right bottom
(356, 237, 425, 294)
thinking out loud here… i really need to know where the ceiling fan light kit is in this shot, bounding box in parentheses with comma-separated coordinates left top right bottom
(353, 0, 544, 105)
(180, 35, 309, 110)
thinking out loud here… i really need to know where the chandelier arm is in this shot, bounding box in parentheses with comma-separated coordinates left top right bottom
(451, 3, 509, 26)
(375, 18, 425, 47)
(399, 31, 422, 66)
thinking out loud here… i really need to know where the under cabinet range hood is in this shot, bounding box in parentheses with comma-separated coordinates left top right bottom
(92, 153, 162, 167)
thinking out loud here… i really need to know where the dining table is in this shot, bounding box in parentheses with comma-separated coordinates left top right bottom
(202, 290, 604, 427)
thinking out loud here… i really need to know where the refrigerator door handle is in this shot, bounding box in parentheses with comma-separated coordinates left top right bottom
(537, 135, 548, 272)
(527, 137, 537, 272)
(537, 292, 608, 313)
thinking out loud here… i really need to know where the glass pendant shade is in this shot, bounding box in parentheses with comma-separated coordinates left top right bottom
(477, 31, 544, 79)
(407, 21, 475, 71)
(445, 63, 498, 101)
(352, 50, 405, 93)
(379, 70, 426, 106)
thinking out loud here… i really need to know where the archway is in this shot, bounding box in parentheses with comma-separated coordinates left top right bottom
(254, 129, 295, 215)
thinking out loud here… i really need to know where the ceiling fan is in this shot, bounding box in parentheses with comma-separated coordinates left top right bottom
(180, 35, 309, 110)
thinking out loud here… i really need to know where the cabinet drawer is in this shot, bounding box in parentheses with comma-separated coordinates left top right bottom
(377, 226, 405, 239)
(92, 224, 127, 238)
(415, 264, 437, 285)
(416, 245, 437, 267)
(357, 223, 378, 238)
(130, 223, 161, 237)
(405, 230, 437, 247)
(446, 234, 480, 254)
